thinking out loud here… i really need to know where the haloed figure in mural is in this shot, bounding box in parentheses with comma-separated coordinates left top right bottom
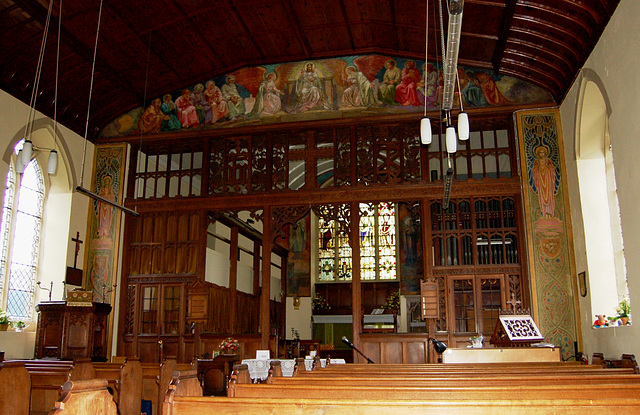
(97, 175, 116, 242)
(138, 97, 164, 133)
(175, 89, 199, 128)
(341, 66, 378, 108)
(205, 80, 230, 122)
(377, 59, 402, 105)
(251, 73, 284, 116)
(532, 145, 557, 219)
(192, 83, 213, 124)
(291, 62, 333, 113)
(160, 94, 182, 131)
(417, 63, 439, 107)
(394, 60, 422, 106)
(222, 75, 246, 119)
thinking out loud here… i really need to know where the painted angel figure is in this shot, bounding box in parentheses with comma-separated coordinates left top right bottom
(250, 73, 284, 116)
(341, 65, 378, 108)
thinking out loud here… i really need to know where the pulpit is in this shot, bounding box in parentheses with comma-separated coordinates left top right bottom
(34, 301, 111, 360)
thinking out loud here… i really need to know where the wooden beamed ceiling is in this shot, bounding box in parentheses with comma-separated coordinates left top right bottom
(0, 0, 619, 140)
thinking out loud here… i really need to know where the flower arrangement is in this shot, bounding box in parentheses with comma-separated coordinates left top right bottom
(382, 291, 400, 311)
(0, 311, 11, 330)
(312, 294, 331, 312)
(608, 298, 631, 325)
(219, 337, 239, 354)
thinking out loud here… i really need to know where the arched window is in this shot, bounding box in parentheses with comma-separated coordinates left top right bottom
(0, 151, 45, 320)
(576, 78, 629, 320)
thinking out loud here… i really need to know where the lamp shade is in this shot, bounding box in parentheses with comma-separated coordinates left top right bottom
(22, 140, 33, 165)
(458, 111, 469, 140)
(431, 338, 448, 354)
(15, 150, 25, 174)
(420, 117, 432, 145)
(445, 125, 457, 154)
(47, 149, 58, 175)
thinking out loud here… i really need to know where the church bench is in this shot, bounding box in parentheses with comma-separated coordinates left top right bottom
(49, 379, 117, 415)
(162, 396, 640, 415)
(268, 372, 640, 387)
(593, 353, 639, 373)
(226, 381, 640, 400)
(141, 358, 194, 415)
(26, 359, 95, 415)
(94, 358, 143, 415)
(0, 361, 31, 415)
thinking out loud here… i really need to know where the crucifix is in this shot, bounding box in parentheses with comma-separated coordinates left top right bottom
(506, 293, 522, 312)
(71, 231, 83, 268)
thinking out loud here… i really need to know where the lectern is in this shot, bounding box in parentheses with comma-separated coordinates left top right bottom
(34, 301, 111, 360)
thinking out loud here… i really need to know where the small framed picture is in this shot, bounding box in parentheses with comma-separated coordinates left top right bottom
(256, 350, 270, 360)
(578, 271, 587, 297)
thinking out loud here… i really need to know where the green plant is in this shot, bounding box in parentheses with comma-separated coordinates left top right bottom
(608, 298, 631, 321)
(0, 311, 11, 326)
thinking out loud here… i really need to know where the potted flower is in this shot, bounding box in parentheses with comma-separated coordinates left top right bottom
(0, 311, 11, 331)
(382, 291, 400, 314)
(609, 298, 631, 326)
(14, 321, 27, 332)
(219, 337, 239, 355)
(312, 294, 331, 314)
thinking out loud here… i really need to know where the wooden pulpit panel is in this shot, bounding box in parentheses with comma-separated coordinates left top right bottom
(420, 280, 439, 319)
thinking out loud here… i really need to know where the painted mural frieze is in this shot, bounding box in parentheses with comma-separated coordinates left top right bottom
(100, 55, 554, 138)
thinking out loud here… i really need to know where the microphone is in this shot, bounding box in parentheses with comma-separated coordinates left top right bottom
(342, 336, 354, 348)
(342, 336, 374, 364)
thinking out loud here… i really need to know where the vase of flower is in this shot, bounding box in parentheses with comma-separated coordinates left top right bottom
(219, 337, 239, 355)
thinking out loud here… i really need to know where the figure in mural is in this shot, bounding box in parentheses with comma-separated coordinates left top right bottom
(290, 62, 334, 113)
(138, 97, 164, 133)
(160, 94, 182, 131)
(192, 83, 213, 124)
(394, 60, 422, 106)
(221, 75, 246, 119)
(377, 59, 402, 104)
(417, 63, 439, 107)
(341, 66, 378, 108)
(461, 71, 488, 107)
(475, 72, 511, 106)
(97, 175, 115, 241)
(250, 72, 284, 116)
(90, 254, 109, 303)
(175, 89, 199, 128)
(204, 80, 230, 122)
(532, 145, 557, 218)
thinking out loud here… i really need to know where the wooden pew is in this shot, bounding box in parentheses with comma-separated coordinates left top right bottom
(27, 359, 95, 415)
(49, 379, 117, 415)
(94, 358, 143, 415)
(0, 361, 31, 415)
(593, 353, 639, 373)
(162, 360, 640, 415)
(163, 396, 640, 415)
(141, 358, 194, 415)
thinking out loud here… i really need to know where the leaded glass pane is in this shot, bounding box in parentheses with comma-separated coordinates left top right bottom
(0, 166, 15, 301)
(7, 161, 44, 319)
(378, 202, 396, 280)
(337, 231, 351, 280)
(359, 203, 375, 280)
(318, 217, 336, 281)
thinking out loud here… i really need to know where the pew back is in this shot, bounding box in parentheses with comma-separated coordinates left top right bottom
(49, 379, 117, 415)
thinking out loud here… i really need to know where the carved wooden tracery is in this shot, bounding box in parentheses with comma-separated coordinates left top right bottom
(122, 114, 527, 355)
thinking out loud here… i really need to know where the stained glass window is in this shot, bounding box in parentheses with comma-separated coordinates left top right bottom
(318, 203, 397, 282)
(0, 158, 45, 320)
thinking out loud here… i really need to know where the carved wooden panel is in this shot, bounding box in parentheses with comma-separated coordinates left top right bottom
(251, 134, 268, 193)
(334, 126, 352, 187)
(356, 125, 374, 185)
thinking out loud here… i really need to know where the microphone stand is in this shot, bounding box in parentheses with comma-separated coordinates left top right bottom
(342, 337, 374, 364)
